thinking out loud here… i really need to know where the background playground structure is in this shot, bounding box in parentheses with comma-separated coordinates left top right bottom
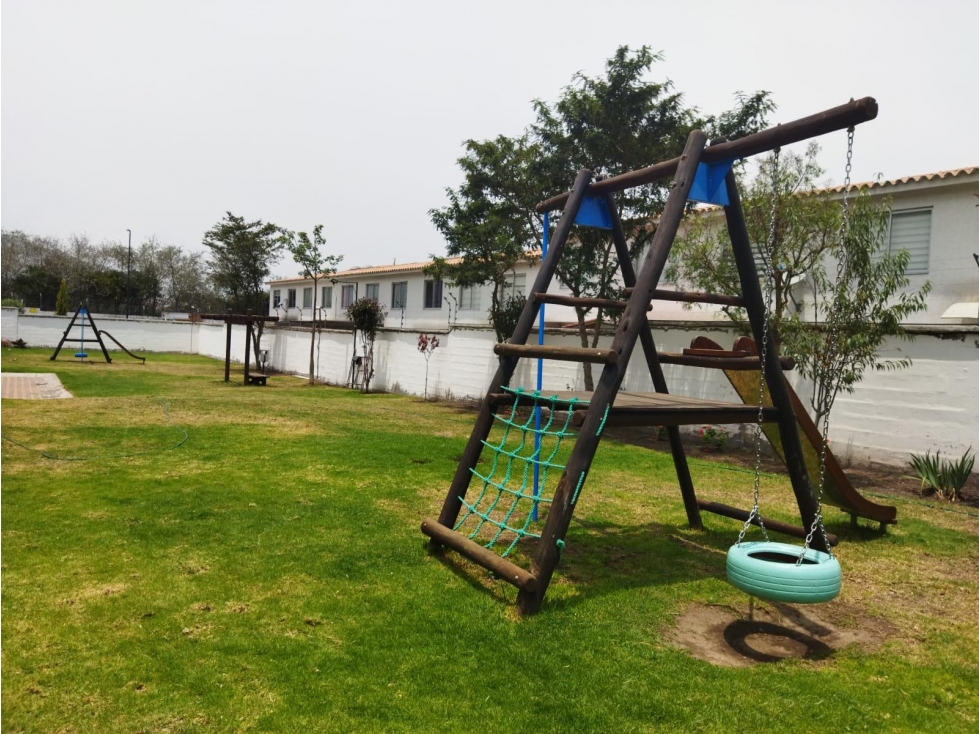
(2, 348, 978, 731)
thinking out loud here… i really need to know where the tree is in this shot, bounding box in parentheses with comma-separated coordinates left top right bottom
(430, 46, 773, 388)
(345, 297, 386, 393)
(202, 212, 283, 314)
(282, 225, 342, 384)
(666, 145, 931, 425)
(55, 278, 69, 315)
(417, 333, 440, 399)
(428, 134, 542, 342)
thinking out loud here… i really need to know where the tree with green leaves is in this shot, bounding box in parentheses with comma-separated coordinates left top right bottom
(428, 134, 542, 343)
(282, 225, 343, 384)
(202, 212, 283, 314)
(346, 297, 386, 393)
(430, 46, 773, 388)
(666, 145, 931, 425)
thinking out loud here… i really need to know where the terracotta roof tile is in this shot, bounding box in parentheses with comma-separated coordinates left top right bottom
(818, 166, 978, 194)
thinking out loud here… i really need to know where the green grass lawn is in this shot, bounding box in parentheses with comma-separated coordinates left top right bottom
(2, 348, 978, 732)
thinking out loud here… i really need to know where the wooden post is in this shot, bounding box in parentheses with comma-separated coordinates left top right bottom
(244, 320, 252, 384)
(605, 194, 701, 529)
(516, 131, 708, 615)
(224, 317, 232, 382)
(722, 171, 826, 552)
(432, 168, 596, 538)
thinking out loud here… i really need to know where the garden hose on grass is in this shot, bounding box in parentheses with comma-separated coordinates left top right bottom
(1, 397, 188, 461)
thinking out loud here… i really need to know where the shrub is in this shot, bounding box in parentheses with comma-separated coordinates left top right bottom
(1, 298, 25, 313)
(490, 294, 525, 344)
(698, 425, 728, 451)
(909, 447, 975, 502)
(345, 297, 386, 393)
(55, 279, 69, 315)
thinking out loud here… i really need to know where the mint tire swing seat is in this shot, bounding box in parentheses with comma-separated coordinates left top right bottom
(724, 133, 858, 605)
(727, 542, 841, 604)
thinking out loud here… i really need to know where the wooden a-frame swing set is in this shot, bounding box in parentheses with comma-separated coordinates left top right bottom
(422, 96, 892, 616)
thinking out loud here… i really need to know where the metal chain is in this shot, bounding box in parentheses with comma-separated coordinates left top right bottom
(736, 148, 781, 546)
(801, 127, 856, 560)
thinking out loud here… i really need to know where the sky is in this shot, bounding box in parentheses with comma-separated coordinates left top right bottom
(3, 0, 977, 280)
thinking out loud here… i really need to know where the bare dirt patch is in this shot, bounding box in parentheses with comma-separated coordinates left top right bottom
(666, 601, 896, 667)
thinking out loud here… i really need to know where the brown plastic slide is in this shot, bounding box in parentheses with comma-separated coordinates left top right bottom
(690, 336, 896, 527)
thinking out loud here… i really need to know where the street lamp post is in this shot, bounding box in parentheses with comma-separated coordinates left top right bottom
(125, 229, 132, 319)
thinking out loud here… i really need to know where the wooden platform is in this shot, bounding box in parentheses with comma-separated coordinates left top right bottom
(489, 391, 775, 428)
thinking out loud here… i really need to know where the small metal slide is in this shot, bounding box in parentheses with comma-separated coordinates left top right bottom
(99, 331, 147, 364)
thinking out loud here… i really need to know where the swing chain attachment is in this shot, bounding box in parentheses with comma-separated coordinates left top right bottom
(736, 146, 782, 547)
(801, 126, 856, 560)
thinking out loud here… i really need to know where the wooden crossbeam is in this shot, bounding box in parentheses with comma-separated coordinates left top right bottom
(536, 97, 878, 212)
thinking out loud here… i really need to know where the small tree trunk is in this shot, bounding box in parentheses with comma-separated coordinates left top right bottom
(308, 285, 317, 384)
(575, 307, 594, 391)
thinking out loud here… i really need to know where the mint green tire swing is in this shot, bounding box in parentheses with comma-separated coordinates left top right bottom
(726, 541, 841, 604)
(724, 137, 857, 606)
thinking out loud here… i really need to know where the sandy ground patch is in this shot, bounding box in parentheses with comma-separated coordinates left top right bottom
(666, 601, 896, 667)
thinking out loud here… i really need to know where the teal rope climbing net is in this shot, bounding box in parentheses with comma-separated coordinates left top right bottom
(453, 387, 587, 558)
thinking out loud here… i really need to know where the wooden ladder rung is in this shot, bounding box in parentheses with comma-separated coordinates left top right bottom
(658, 352, 795, 371)
(493, 344, 618, 364)
(682, 348, 750, 358)
(623, 287, 745, 308)
(533, 293, 650, 312)
(572, 404, 778, 428)
(421, 518, 538, 592)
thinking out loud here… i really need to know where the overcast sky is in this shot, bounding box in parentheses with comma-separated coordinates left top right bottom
(3, 0, 977, 279)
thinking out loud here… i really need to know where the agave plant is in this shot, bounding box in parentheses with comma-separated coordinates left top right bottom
(909, 447, 975, 502)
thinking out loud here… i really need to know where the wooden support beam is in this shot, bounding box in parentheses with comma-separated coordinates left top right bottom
(535, 97, 878, 212)
(570, 404, 778, 428)
(493, 343, 619, 365)
(658, 352, 795, 371)
(624, 288, 745, 308)
(532, 293, 648, 311)
(697, 501, 839, 546)
(421, 518, 538, 593)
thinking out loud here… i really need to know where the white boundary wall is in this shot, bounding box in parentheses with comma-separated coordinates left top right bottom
(3, 311, 976, 468)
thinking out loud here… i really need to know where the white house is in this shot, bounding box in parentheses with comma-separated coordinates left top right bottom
(822, 166, 979, 325)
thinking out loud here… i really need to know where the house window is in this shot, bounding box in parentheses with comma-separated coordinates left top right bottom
(887, 208, 931, 275)
(340, 284, 355, 308)
(502, 272, 527, 301)
(302, 287, 313, 308)
(459, 285, 480, 310)
(424, 279, 443, 309)
(322, 286, 332, 309)
(365, 283, 380, 301)
(392, 281, 408, 309)
(272, 289, 281, 307)
(287, 288, 297, 308)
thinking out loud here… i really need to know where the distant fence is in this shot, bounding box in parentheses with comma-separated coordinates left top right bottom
(3, 307, 976, 469)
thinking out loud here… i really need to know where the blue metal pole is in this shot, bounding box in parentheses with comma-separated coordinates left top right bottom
(533, 212, 549, 521)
